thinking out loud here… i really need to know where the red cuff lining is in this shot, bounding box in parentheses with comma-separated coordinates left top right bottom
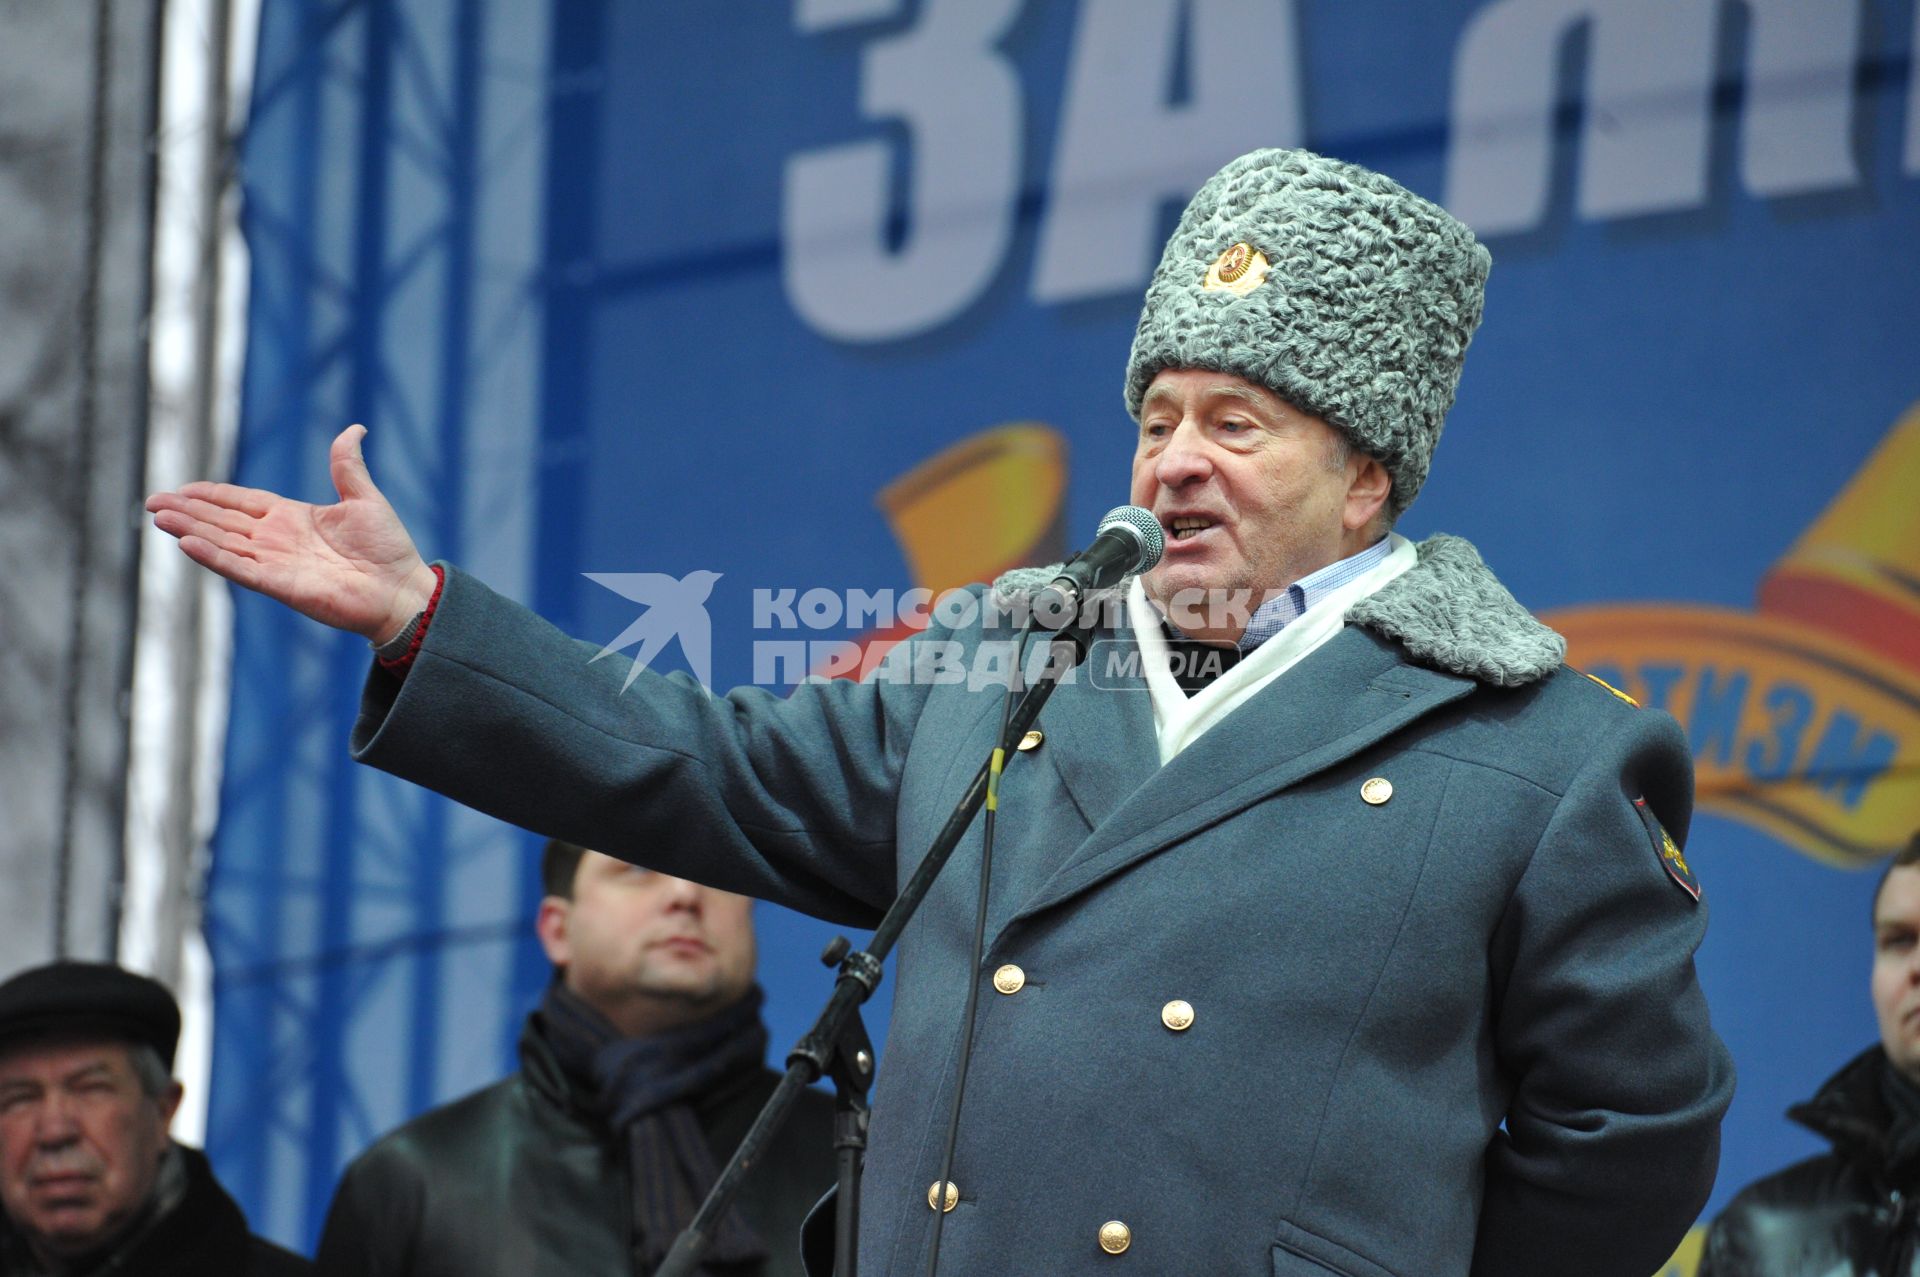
(377, 564, 446, 675)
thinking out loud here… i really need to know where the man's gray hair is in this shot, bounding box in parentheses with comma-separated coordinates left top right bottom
(126, 1043, 174, 1099)
(1322, 431, 1397, 540)
(1323, 430, 1353, 475)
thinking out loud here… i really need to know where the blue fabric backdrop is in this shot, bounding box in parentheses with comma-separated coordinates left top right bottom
(209, 2, 1920, 1268)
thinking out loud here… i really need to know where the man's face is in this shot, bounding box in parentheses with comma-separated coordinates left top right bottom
(539, 853, 757, 1036)
(1130, 369, 1387, 642)
(0, 1040, 180, 1260)
(1875, 866, 1920, 1081)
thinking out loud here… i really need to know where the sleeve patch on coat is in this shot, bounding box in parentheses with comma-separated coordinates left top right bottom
(1634, 797, 1700, 902)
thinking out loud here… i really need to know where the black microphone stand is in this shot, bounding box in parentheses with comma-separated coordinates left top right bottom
(656, 615, 1097, 1277)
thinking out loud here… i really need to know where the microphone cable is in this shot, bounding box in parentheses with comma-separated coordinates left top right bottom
(921, 621, 1037, 1276)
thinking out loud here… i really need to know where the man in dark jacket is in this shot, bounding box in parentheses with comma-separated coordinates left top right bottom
(0, 961, 311, 1277)
(1702, 831, 1920, 1276)
(315, 839, 834, 1277)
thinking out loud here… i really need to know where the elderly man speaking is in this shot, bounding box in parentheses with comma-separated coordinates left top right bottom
(149, 148, 1732, 1276)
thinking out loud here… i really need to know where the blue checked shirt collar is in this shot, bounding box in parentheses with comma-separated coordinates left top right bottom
(1162, 534, 1397, 653)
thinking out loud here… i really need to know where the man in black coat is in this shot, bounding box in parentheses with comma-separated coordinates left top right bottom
(315, 839, 835, 1276)
(0, 961, 311, 1277)
(1702, 831, 1920, 1276)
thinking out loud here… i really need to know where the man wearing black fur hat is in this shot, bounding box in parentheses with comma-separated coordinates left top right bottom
(0, 961, 311, 1276)
(148, 147, 1731, 1274)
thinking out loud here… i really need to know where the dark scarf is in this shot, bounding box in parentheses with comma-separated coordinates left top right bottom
(536, 982, 771, 1272)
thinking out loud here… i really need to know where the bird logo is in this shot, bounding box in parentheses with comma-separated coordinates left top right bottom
(584, 570, 723, 691)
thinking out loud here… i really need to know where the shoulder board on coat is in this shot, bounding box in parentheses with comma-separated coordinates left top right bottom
(1576, 669, 1640, 706)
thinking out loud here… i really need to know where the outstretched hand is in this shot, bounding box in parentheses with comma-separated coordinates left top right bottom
(146, 425, 439, 643)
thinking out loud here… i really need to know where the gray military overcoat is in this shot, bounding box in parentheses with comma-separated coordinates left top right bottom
(351, 535, 1733, 1276)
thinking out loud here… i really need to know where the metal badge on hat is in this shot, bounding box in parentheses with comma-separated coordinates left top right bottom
(1203, 241, 1270, 297)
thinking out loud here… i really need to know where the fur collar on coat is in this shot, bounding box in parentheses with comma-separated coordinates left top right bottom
(992, 532, 1565, 688)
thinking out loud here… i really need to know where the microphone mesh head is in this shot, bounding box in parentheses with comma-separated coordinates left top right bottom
(1097, 505, 1166, 573)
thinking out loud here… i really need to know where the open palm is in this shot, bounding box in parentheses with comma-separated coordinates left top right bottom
(146, 425, 439, 642)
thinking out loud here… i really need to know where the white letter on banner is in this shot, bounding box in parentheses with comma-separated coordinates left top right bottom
(1447, 0, 1862, 235)
(1448, 0, 1716, 233)
(783, 0, 1026, 342)
(1032, 0, 1305, 303)
(795, 0, 899, 33)
(1736, 0, 1861, 197)
(1906, 0, 1920, 175)
(1571, 0, 1721, 221)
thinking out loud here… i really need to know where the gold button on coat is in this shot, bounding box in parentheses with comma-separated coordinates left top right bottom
(928, 1181, 959, 1212)
(1361, 776, 1394, 805)
(1098, 1220, 1132, 1254)
(992, 964, 1026, 994)
(1161, 1000, 1195, 1031)
(1016, 729, 1044, 752)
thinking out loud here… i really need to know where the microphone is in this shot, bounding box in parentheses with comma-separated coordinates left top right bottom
(1032, 505, 1165, 629)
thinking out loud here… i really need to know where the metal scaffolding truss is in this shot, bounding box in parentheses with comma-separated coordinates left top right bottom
(206, 0, 551, 1247)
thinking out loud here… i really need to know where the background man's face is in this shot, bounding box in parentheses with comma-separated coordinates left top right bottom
(0, 1040, 179, 1259)
(1873, 866, 1920, 1081)
(1130, 369, 1371, 639)
(540, 852, 756, 1036)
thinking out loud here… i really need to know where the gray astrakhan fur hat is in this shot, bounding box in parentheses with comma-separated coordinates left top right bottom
(1124, 148, 1491, 515)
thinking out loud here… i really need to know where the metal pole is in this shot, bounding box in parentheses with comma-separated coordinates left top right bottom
(156, 0, 234, 988)
(54, 0, 121, 959)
